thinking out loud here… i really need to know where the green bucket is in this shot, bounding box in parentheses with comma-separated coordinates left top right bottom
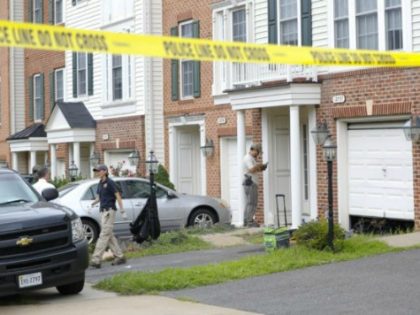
(264, 227, 290, 252)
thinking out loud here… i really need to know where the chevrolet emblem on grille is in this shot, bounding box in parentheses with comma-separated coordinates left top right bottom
(16, 236, 33, 247)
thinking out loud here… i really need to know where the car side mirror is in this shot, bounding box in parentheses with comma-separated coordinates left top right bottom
(167, 191, 177, 199)
(42, 188, 59, 201)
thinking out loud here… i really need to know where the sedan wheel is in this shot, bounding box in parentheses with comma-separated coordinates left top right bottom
(82, 219, 99, 244)
(188, 208, 216, 228)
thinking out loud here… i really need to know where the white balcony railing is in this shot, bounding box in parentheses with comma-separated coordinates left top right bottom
(213, 63, 318, 94)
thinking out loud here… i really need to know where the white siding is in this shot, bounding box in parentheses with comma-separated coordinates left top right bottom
(413, 0, 420, 51)
(254, 0, 268, 44)
(311, 0, 328, 48)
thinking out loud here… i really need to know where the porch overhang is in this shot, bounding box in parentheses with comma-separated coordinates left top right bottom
(46, 128, 96, 144)
(227, 83, 321, 111)
(8, 138, 49, 152)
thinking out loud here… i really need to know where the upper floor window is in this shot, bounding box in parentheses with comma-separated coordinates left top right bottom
(334, 0, 349, 48)
(72, 52, 93, 98)
(180, 21, 194, 99)
(106, 54, 132, 102)
(103, 0, 134, 25)
(232, 8, 246, 42)
(356, 0, 378, 49)
(386, 0, 402, 50)
(54, 68, 64, 102)
(54, 0, 63, 24)
(279, 0, 298, 45)
(33, 0, 43, 23)
(33, 74, 44, 121)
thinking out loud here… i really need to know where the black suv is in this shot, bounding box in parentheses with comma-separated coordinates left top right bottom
(0, 169, 88, 296)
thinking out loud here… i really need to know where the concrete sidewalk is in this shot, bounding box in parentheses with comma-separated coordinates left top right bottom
(378, 231, 420, 248)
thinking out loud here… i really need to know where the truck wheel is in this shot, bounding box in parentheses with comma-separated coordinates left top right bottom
(56, 279, 85, 295)
(82, 218, 99, 244)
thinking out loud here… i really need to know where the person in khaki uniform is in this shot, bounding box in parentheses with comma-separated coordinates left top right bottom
(90, 164, 127, 268)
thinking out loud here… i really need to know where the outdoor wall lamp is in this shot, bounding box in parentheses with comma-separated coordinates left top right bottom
(128, 150, 140, 167)
(68, 161, 78, 181)
(403, 116, 420, 142)
(311, 120, 329, 145)
(200, 138, 214, 157)
(89, 151, 100, 167)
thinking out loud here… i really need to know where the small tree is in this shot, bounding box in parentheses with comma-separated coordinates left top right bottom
(154, 164, 175, 190)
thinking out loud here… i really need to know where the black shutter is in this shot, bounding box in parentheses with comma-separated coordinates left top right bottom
(170, 26, 179, 101)
(28, 76, 34, 120)
(301, 0, 312, 46)
(268, 0, 278, 44)
(28, 0, 33, 22)
(72, 52, 77, 98)
(88, 53, 94, 95)
(192, 21, 201, 98)
(48, 0, 54, 24)
(49, 71, 55, 112)
(39, 73, 45, 120)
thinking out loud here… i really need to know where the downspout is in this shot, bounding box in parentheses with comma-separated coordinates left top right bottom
(9, 0, 16, 134)
(144, 0, 154, 153)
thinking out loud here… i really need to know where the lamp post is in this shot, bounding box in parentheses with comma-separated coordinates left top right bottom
(323, 136, 337, 251)
(145, 150, 159, 195)
(68, 161, 78, 182)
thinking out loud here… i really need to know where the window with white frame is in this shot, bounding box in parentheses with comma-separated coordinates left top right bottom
(356, 0, 378, 50)
(103, 0, 134, 25)
(54, 0, 63, 24)
(54, 68, 64, 102)
(33, 74, 42, 121)
(33, 0, 42, 23)
(279, 0, 298, 45)
(77, 52, 87, 97)
(334, 0, 349, 48)
(180, 21, 194, 99)
(385, 0, 402, 50)
(106, 54, 132, 102)
(232, 8, 246, 42)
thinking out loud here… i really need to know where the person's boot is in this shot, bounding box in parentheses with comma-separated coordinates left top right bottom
(111, 256, 127, 265)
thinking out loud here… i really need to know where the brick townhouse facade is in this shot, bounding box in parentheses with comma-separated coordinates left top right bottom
(163, 0, 265, 225)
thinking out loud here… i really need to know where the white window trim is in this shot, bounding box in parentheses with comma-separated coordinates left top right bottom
(212, 1, 253, 96)
(54, 0, 64, 25)
(76, 52, 88, 97)
(54, 68, 65, 102)
(328, 0, 412, 51)
(33, 74, 42, 122)
(104, 54, 133, 104)
(276, 0, 301, 46)
(179, 20, 194, 100)
(33, 0, 42, 23)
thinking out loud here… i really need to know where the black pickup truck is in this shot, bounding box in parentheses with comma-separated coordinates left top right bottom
(0, 169, 88, 296)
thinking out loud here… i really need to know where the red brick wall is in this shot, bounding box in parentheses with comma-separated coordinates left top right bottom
(0, 1, 11, 164)
(24, 0, 64, 126)
(95, 116, 146, 176)
(318, 67, 420, 227)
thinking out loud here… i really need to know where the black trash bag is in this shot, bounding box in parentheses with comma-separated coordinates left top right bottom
(130, 194, 161, 244)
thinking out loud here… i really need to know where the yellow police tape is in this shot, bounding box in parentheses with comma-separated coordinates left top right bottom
(0, 19, 419, 67)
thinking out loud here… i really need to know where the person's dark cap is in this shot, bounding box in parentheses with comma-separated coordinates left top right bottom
(93, 164, 108, 172)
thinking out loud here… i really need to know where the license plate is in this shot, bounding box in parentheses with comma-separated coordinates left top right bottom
(18, 272, 43, 288)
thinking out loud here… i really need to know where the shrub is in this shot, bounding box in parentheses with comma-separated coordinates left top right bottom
(155, 164, 175, 190)
(294, 219, 346, 252)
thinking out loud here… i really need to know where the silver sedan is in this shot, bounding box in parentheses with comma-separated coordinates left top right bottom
(53, 177, 232, 243)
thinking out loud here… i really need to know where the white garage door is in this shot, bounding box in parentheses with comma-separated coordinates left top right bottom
(348, 123, 414, 220)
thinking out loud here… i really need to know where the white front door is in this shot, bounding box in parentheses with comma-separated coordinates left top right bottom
(176, 126, 201, 194)
(220, 137, 251, 225)
(348, 123, 414, 220)
(269, 113, 291, 227)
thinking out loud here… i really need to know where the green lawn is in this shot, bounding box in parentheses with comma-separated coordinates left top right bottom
(95, 235, 401, 295)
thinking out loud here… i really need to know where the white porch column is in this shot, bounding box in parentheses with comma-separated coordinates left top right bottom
(12, 152, 18, 171)
(89, 143, 95, 179)
(236, 110, 246, 227)
(73, 142, 81, 177)
(50, 144, 57, 179)
(308, 107, 318, 221)
(290, 106, 302, 228)
(30, 151, 37, 173)
(44, 152, 48, 166)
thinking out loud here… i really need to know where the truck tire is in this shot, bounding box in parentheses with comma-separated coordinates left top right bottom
(56, 279, 85, 295)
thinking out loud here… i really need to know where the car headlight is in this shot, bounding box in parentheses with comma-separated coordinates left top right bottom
(71, 218, 85, 243)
